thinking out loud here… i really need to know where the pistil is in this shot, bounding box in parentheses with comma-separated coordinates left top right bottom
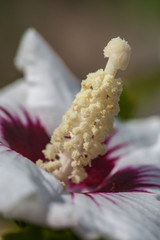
(36, 37, 131, 185)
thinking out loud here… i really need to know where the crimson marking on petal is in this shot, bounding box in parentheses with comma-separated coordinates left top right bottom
(97, 193, 118, 205)
(84, 193, 101, 208)
(70, 192, 75, 205)
(99, 166, 160, 193)
(0, 107, 50, 162)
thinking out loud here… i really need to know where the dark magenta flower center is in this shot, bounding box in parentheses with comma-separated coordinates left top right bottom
(0, 107, 160, 194)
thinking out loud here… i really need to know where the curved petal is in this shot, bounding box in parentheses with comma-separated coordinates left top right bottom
(95, 130, 160, 193)
(48, 191, 160, 240)
(0, 79, 27, 109)
(0, 144, 63, 226)
(14, 28, 80, 134)
(112, 132, 160, 174)
(111, 117, 160, 156)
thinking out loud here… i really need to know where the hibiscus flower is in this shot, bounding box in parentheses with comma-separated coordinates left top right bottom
(0, 29, 160, 240)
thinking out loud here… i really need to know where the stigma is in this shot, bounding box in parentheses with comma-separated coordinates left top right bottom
(36, 37, 131, 185)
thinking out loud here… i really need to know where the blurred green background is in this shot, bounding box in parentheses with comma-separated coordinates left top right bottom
(0, 0, 160, 118)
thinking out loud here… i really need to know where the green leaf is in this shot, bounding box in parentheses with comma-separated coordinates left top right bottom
(2, 222, 110, 240)
(2, 225, 80, 240)
(119, 71, 160, 120)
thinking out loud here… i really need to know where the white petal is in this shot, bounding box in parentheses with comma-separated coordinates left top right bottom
(0, 79, 27, 109)
(48, 192, 160, 240)
(112, 132, 160, 178)
(14, 28, 80, 134)
(0, 144, 63, 225)
(110, 117, 160, 156)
